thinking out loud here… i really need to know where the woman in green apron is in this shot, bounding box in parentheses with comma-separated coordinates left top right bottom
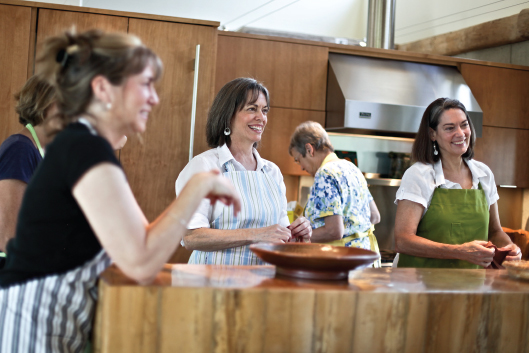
(394, 98, 521, 268)
(175, 78, 312, 265)
(288, 121, 382, 267)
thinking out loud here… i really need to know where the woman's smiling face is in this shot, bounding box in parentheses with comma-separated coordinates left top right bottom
(230, 91, 268, 146)
(431, 108, 471, 158)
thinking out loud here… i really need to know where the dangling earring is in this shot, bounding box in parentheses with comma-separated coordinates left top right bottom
(433, 141, 439, 156)
(224, 127, 231, 136)
(106, 102, 112, 110)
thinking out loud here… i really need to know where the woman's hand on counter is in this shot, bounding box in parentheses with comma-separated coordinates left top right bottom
(499, 243, 522, 262)
(288, 217, 312, 243)
(457, 240, 495, 267)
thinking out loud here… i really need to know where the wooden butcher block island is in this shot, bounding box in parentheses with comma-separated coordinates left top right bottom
(94, 265, 529, 353)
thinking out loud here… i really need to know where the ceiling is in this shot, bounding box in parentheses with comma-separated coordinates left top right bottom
(31, 0, 529, 44)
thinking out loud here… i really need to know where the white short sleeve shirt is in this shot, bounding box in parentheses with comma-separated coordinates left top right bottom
(395, 159, 499, 218)
(175, 144, 290, 229)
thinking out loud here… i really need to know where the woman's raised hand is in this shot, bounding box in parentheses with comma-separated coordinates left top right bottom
(458, 240, 495, 267)
(287, 216, 312, 243)
(195, 169, 241, 216)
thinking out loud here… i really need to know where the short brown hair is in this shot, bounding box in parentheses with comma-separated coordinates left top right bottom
(206, 78, 269, 148)
(412, 98, 476, 164)
(15, 75, 56, 126)
(289, 121, 334, 157)
(36, 29, 162, 128)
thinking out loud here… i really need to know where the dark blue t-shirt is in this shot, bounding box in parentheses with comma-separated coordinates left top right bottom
(0, 134, 41, 183)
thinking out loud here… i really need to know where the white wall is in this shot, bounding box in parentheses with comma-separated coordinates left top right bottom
(25, 0, 529, 45)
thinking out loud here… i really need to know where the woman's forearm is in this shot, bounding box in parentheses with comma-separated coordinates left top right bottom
(183, 228, 255, 251)
(395, 233, 461, 259)
(0, 180, 27, 252)
(488, 229, 513, 247)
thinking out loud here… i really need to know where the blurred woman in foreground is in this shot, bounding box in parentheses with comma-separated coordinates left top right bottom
(0, 29, 240, 352)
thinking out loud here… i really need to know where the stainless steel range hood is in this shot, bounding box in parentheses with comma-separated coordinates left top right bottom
(326, 53, 483, 138)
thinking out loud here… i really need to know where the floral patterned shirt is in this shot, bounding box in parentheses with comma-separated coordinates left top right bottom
(305, 153, 374, 236)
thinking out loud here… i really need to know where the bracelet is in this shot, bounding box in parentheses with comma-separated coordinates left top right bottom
(168, 212, 188, 227)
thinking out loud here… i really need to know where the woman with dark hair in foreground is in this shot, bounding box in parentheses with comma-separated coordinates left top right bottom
(394, 98, 520, 268)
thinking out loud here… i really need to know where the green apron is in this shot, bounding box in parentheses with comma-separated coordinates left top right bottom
(398, 183, 489, 269)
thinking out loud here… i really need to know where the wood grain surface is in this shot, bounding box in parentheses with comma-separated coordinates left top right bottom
(0, 4, 32, 142)
(460, 63, 529, 129)
(121, 19, 217, 221)
(216, 35, 328, 111)
(35, 9, 128, 72)
(219, 31, 529, 72)
(94, 265, 529, 353)
(474, 126, 529, 188)
(397, 9, 529, 57)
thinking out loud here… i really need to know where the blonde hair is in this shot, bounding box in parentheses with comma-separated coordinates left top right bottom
(15, 75, 56, 126)
(36, 29, 162, 128)
(289, 121, 334, 157)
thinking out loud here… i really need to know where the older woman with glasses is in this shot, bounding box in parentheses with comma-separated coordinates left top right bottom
(289, 121, 381, 266)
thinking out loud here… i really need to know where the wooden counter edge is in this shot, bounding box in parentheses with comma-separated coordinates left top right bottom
(219, 31, 529, 71)
(0, 0, 220, 27)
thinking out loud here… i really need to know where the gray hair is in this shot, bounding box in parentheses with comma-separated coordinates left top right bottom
(289, 121, 334, 157)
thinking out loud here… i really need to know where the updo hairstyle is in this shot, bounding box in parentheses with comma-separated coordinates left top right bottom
(36, 29, 162, 128)
(15, 74, 57, 127)
(289, 121, 334, 157)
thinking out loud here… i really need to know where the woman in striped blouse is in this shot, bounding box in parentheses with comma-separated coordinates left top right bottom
(0, 29, 240, 352)
(175, 78, 312, 265)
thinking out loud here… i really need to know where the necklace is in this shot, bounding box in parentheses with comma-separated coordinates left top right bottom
(25, 123, 44, 157)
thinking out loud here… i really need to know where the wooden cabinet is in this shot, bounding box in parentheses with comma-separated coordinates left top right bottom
(461, 63, 529, 187)
(259, 108, 324, 175)
(35, 9, 128, 50)
(474, 126, 529, 188)
(460, 64, 529, 129)
(123, 19, 217, 221)
(216, 34, 328, 111)
(0, 3, 33, 142)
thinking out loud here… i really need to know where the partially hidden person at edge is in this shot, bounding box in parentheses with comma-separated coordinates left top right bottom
(0, 29, 241, 352)
(394, 98, 521, 268)
(175, 77, 312, 265)
(288, 121, 382, 267)
(0, 75, 57, 253)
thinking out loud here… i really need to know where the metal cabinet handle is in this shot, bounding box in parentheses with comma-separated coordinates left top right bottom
(189, 44, 200, 162)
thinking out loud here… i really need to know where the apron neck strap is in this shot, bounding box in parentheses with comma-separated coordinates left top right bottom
(25, 123, 44, 157)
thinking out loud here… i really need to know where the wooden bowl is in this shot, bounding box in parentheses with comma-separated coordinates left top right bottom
(250, 243, 379, 280)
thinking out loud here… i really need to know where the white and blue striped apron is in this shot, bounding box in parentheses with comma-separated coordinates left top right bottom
(0, 250, 111, 353)
(188, 161, 284, 265)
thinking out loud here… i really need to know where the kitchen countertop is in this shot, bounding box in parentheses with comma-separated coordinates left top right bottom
(94, 265, 529, 353)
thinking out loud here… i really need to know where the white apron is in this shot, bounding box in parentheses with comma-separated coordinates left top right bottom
(188, 161, 284, 265)
(0, 250, 111, 352)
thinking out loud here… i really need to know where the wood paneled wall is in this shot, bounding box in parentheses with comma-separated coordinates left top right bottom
(0, 4, 33, 141)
